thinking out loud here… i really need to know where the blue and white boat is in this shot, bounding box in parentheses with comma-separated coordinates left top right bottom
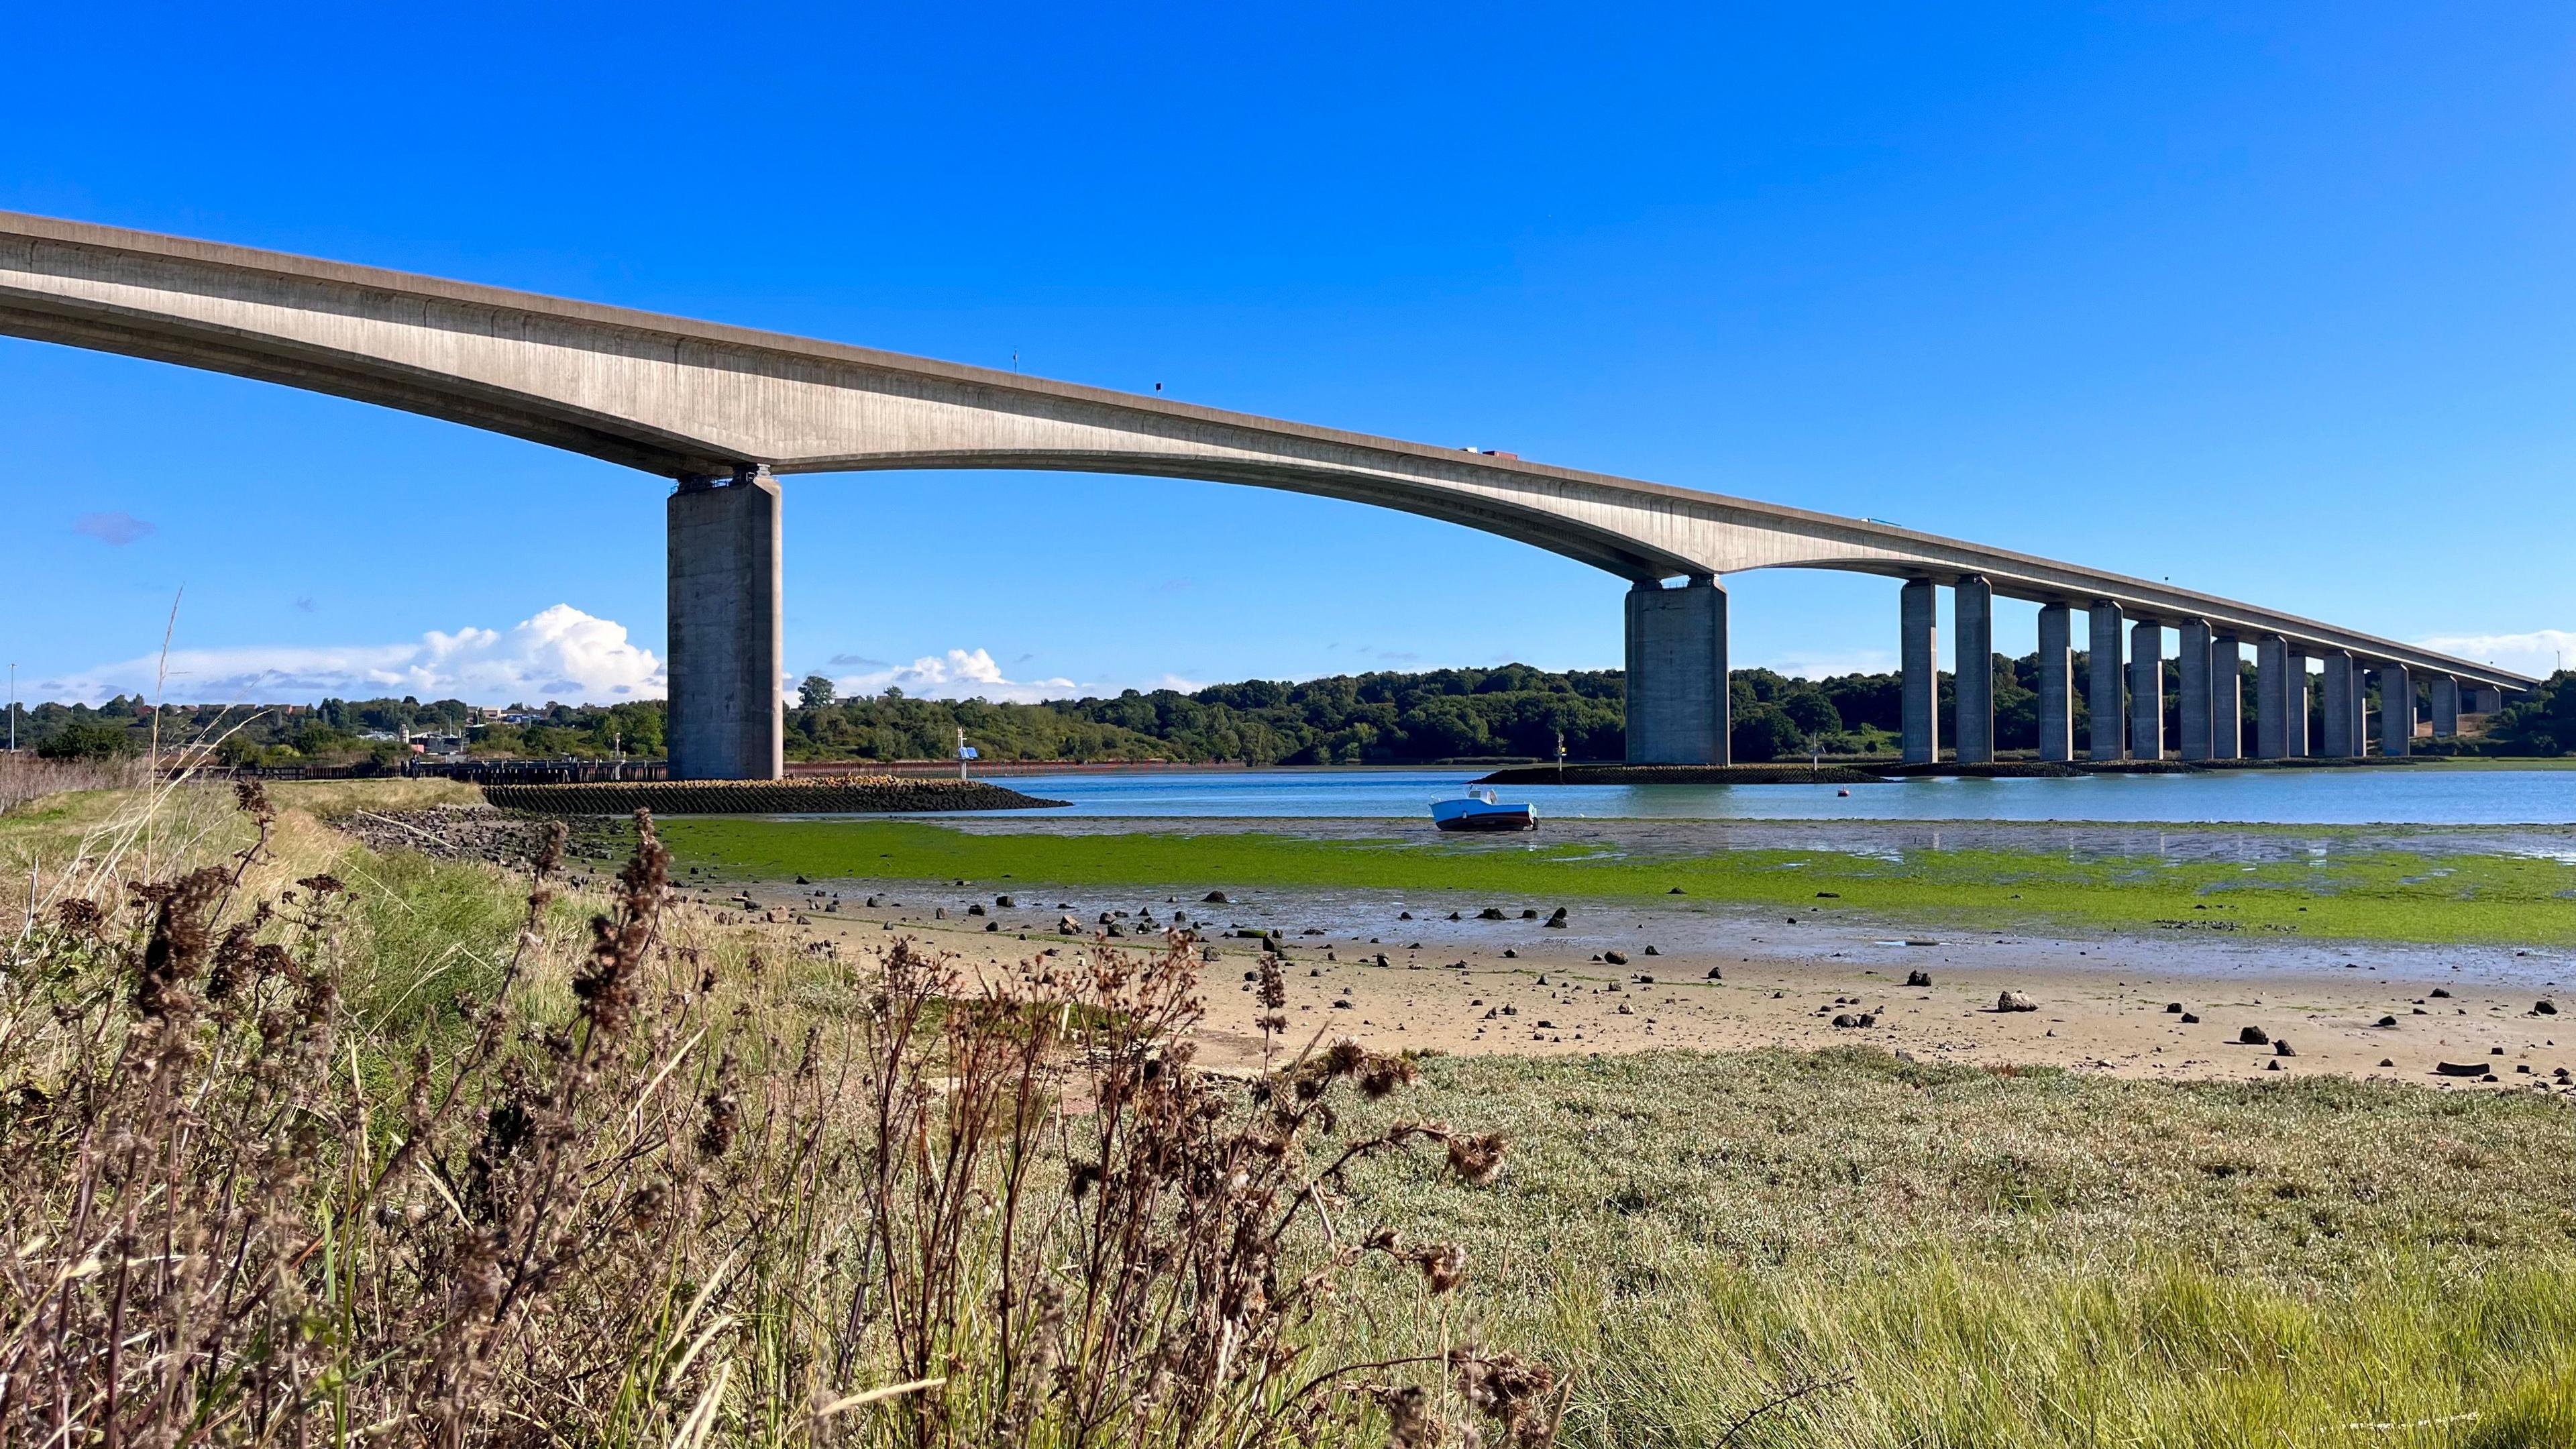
(1430, 787, 1539, 833)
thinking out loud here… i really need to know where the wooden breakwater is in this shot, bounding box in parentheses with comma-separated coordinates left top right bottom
(480, 774, 1067, 815)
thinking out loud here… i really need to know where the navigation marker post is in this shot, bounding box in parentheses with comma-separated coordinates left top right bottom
(957, 728, 978, 780)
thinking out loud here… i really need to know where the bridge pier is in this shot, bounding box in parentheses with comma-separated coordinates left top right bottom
(2432, 676, 2461, 737)
(2256, 637, 2289, 759)
(2471, 686, 2504, 715)
(667, 469, 784, 781)
(1954, 576, 1994, 763)
(1899, 578, 1939, 763)
(2380, 663, 2413, 757)
(2037, 603, 2074, 762)
(2344, 661, 2370, 756)
(2129, 620, 2165, 761)
(2178, 621, 2213, 761)
(2212, 635, 2243, 759)
(1624, 576, 1730, 764)
(2088, 602, 2126, 760)
(2320, 653, 2357, 759)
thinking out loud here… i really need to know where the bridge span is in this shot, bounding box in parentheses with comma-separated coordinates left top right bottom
(0, 211, 2533, 777)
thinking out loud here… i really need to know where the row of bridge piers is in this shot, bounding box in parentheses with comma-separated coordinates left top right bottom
(660, 479, 2506, 779)
(1622, 574, 2502, 767)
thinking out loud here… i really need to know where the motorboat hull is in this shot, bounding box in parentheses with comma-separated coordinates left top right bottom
(1432, 800, 1539, 832)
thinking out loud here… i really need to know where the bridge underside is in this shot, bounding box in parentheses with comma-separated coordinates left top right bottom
(0, 209, 2534, 777)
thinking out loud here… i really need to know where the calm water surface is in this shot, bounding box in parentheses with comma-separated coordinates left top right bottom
(934, 767, 2576, 826)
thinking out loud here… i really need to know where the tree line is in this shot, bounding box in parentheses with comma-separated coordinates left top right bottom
(15, 663, 2573, 766)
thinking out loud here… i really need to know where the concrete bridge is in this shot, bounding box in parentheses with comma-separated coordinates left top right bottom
(1, 211, 2532, 776)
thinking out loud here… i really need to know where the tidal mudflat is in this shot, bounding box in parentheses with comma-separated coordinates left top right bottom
(629, 813, 2576, 1091)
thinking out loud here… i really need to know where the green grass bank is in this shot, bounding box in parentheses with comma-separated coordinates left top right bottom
(653, 816, 2576, 945)
(1343, 1049, 2576, 1446)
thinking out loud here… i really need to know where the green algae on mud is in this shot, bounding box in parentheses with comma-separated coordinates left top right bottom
(651, 817, 2576, 946)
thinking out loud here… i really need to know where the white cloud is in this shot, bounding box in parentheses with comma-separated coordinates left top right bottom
(73, 511, 156, 546)
(42, 605, 665, 706)
(2410, 629, 2576, 680)
(832, 648, 1080, 704)
(1746, 647, 1898, 680)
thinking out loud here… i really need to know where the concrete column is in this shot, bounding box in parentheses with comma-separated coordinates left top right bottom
(1900, 578, 1939, 764)
(2346, 664, 2371, 757)
(1954, 576, 1994, 763)
(2432, 676, 2461, 737)
(667, 469, 784, 781)
(2211, 635, 2243, 759)
(2380, 663, 2413, 757)
(2282, 649, 2310, 757)
(2255, 637, 2289, 759)
(2318, 654, 2355, 759)
(1623, 576, 1730, 764)
(2129, 620, 2164, 761)
(2471, 686, 2504, 715)
(2037, 604, 2074, 762)
(2178, 621, 2213, 761)
(2088, 602, 2125, 761)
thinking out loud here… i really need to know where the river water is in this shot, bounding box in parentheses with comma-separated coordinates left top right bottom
(937, 767, 2576, 827)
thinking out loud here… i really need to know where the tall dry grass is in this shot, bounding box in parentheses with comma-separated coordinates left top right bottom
(0, 784, 1545, 1446)
(0, 753, 152, 817)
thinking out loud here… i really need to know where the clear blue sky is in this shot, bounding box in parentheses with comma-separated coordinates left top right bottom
(6, 2, 2571, 707)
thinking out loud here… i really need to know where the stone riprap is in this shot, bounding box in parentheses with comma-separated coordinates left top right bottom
(480, 775, 1065, 816)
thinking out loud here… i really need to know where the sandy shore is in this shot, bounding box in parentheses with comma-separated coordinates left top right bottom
(698, 875, 2575, 1095)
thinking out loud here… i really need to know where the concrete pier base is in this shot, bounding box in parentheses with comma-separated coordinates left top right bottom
(2380, 663, 2413, 758)
(667, 470, 784, 781)
(1624, 576, 1731, 764)
(2129, 620, 2164, 760)
(2320, 653, 2357, 759)
(2037, 603, 2074, 762)
(2178, 620, 2213, 761)
(1900, 578, 1939, 764)
(2088, 602, 2126, 760)
(2432, 676, 2460, 738)
(1954, 576, 1994, 763)
(2212, 635, 2243, 759)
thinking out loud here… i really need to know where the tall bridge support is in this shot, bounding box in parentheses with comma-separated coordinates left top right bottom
(2037, 604, 2074, 762)
(1954, 576, 1995, 763)
(2212, 635, 2243, 759)
(2178, 621, 2214, 761)
(2320, 653, 2358, 759)
(2129, 621, 2165, 761)
(2088, 602, 2126, 760)
(1624, 576, 1730, 765)
(1899, 579, 1940, 764)
(2381, 663, 2414, 757)
(2257, 637, 2290, 759)
(667, 470, 784, 782)
(2432, 676, 2461, 737)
